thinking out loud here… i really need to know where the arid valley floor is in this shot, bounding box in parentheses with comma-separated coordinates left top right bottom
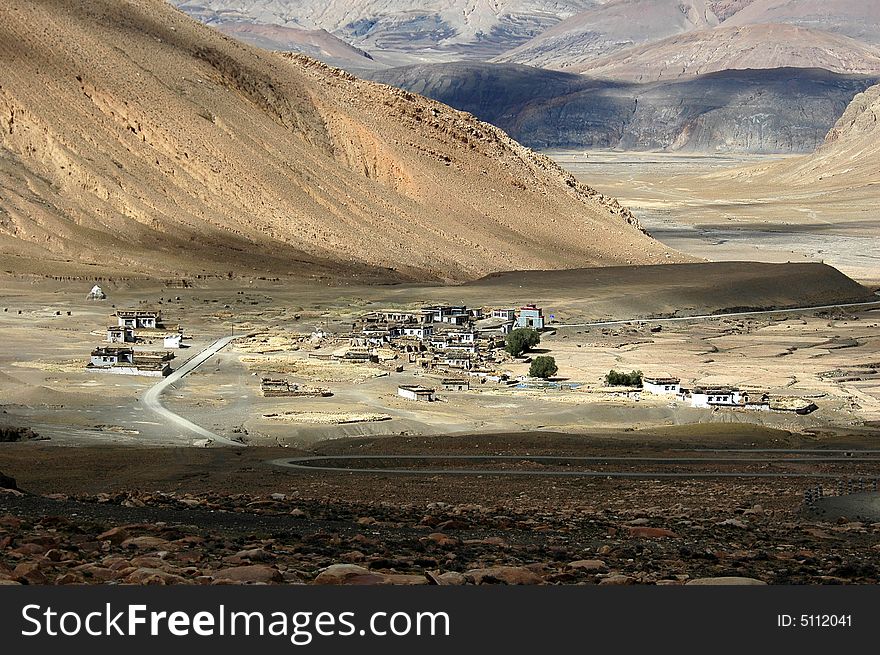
(2, 195, 880, 584)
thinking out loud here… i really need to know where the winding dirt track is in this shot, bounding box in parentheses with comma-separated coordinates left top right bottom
(554, 298, 880, 328)
(142, 335, 244, 447)
(269, 453, 880, 479)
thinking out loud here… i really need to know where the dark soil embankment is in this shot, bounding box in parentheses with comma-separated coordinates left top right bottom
(470, 262, 873, 318)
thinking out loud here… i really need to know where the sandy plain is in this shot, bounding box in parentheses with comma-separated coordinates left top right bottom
(548, 150, 880, 285)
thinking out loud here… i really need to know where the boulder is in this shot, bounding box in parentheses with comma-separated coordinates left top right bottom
(212, 564, 282, 584)
(599, 574, 636, 585)
(422, 532, 460, 547)
(12, 562, 47, 585)
(568, 559, 607, 572)
(97, 527, 130, 544)
(313, 564, 426, 586)
(120, 536, 169, 550)
(125, 568, 189, 585)
(464, 566, 542, 585)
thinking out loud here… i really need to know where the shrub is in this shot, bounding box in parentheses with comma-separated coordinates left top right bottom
(605, 369, 643, 387)
(529, 356, 558, 379)
(505, 327, 540, 357)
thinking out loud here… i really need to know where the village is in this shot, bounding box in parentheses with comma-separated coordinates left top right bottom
(241, 299, 820, 419)
(75, 284, 822, 430)
(3, 278, 867, 449)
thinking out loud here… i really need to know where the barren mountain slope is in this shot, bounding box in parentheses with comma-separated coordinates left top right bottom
(725, 0, 880, 45)
(578, 24, 880, 81)
(172, 0, 597, 59)
(495, 0, 733, 69)
(0, 0, 678, 281)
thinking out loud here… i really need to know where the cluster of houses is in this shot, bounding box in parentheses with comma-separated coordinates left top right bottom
(86, 309, 184, 377)
(641, 376, 817, 414)
(348, 303, 547, 402)
(351, 303, 545, 376)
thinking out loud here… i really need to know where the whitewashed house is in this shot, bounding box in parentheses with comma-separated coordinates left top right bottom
(643, 376, 681, 395)
(402, 324, 433, 340)
(115, 310, 161, 329)
(689, 388, 742, 409)
(397, 385, 436, 401)
(106, 325, 135, 343)
(163, 334, 182, 349)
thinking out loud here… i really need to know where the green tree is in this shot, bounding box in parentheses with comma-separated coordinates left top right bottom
(504, 327, 540, 357)
(529, 355, 558, 379)
(605, 369, 643, 387)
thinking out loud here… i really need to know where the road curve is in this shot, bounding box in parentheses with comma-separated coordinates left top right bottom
(268, 455, 880, 479)
(142, 335, 244, 447)
(554, 299, 880, 328)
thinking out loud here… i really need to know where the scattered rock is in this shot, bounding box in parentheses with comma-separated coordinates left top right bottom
(626, 527, 677, 538)
(97, 527, 130, 544)
(599, 574, 636, 585)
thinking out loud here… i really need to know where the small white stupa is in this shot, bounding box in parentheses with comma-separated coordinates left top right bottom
(87, 284, 106, 300)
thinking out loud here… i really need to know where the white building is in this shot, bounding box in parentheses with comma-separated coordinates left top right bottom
(397, 385, 436, 401)
(106, 325, 135, 344)
(402, 325, 433, 340)
(163, 334, 182, 349)
(492, 308, 516, 321)
(115, 310, 161, 329)
(689, 388, 742, 409)
(643, 376, 681, 395)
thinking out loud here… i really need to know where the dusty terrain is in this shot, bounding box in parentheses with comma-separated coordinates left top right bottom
(2, 431, 880, 585)
(0, 0, 675, 282)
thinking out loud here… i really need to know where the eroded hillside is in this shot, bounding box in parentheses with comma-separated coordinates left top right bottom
(0, 0, 680, 281)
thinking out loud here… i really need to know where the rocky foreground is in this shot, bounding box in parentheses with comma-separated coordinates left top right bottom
(2, 481, 879, 585)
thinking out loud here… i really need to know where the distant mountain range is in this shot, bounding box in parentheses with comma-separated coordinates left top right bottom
(171, 0, 597, 61)
(169, 1, 880, 153)
(498, 0, 880, 69)
(369, 63, 878, 152)
(574, 24, 880, 81)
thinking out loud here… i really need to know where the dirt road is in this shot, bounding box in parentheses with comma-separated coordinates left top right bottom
(142, 335, 244, 447)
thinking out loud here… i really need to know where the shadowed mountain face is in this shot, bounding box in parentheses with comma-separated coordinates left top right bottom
(0, 0, 681, 282)
(723, 82, 880, 189)
(171, 0, 598, 60)
(368, 63, 878, 152)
